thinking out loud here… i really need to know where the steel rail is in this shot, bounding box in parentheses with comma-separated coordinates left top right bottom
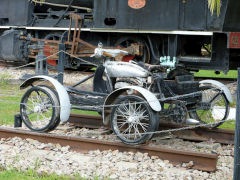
(68, 114, 235, 145)
(0, 127, 217, 172)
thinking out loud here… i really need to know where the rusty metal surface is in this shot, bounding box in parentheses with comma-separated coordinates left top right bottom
(0, 127, 217, 172)
(166, 125, 234, 145)
(69, 114, 104, 129)
(68, 114, 235, 145)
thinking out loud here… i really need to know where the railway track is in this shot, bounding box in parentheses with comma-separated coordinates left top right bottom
(68, 114, 235, 145)
(0, 127, 217, 172)
(0, 113, 235, 172)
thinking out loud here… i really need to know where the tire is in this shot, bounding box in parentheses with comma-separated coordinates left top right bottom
(20, 86, 60, 132)
(110, 95, 157, 145)
(38, 85, 61, 131)
(189, 86, 230, 128)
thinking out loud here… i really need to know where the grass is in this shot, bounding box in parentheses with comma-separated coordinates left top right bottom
(218, 120, 235, 129)
(194, 70, 237, 79)
(0, 169, 70, 180)
(0, 168, 104, 180)
(0, 84, 22, 125)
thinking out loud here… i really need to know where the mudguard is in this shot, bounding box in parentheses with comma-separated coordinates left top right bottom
(199, 80, 233, 103)
(103, 86, 161, 126)
(20, 75, 71, 122)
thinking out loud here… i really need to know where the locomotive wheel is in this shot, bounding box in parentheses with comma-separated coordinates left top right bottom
(189, 86, 230, 128)
(20, 86, 60, 132)
(44, 34, 62, 70)
(114, 36, 150, 63)
(110, 95, 156, 145)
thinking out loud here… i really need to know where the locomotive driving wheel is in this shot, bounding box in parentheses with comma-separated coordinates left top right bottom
(110, 95, 157, 145)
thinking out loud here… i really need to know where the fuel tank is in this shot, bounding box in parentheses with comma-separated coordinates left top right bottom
(104, 61, 149, 78)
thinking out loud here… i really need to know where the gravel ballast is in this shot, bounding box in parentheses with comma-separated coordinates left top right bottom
(0, 137, 234, 180)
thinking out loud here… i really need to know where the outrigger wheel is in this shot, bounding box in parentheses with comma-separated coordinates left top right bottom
(110, 95, 157, 145)
(20, 86, 60, 132)
(189, 85, 230, 128)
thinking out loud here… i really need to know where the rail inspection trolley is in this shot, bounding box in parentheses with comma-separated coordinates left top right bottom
(18, 45, 233, 145)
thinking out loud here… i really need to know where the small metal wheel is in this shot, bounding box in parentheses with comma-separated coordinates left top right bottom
(20, 86, 60, 132)
(38, 85, 61, 131)
(189, 86, 230, 128)
(111, 95, 156, 145)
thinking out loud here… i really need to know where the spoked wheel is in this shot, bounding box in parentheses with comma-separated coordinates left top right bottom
(111, 95, 156, 145)
(20, 86, 60, 132)
(189, 86, 230, 128)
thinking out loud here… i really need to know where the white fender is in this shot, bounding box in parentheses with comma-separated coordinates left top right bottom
(103, 86, 161, 126)
(20, 75, 71, 122)
(199, 80, 233, 103)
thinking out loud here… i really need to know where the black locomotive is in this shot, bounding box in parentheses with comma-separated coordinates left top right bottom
(0, 0, 240, 72)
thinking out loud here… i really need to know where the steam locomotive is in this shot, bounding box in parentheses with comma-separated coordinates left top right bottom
(0, 0, 240, 73)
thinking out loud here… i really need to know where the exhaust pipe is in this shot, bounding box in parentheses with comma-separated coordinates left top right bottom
(186, 118, 200, 125)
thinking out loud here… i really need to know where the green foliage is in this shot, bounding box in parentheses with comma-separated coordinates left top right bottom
(208, 0, 221, 16)
(194, 70, 237, 79)
(0, 168, 75, 180)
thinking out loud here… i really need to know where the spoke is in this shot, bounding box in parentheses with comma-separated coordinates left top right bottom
(29, 96, 36, 105)
(116, 116, 127, 121)
(40, 113, 49, 121)
(118, 121, 128, 129)
(37, 113, 39, 122)
(128, 124, 133, 139)
(116, 108, 129, 119)
(138, 122, 147, 132)
(122, 102, 130, 114)
(26, 111, 34, 115)
(26, 105, 34, 112)
(121, 124, 132, 135)
(209, 92, 222, 104)
(134, 124, 141, 138)
(135, 104, 142, 114)
(140, 122, 149, 127)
